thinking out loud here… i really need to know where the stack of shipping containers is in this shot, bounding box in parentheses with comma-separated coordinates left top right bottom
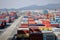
(16, 11, 58, 40)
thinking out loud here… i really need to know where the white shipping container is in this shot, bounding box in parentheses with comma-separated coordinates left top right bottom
(35, 20, 42, 24)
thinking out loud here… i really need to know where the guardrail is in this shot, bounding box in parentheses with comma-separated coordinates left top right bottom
(0, 16, 23, 40)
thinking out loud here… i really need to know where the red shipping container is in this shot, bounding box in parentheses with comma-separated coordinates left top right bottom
(29, 26, 39, 29)
(28, 20, 34, 22)
(28, 21, 36, 24)
(28, 19, 36, 24)
(19, 24, 28, 28)
(10, 12, 16, 16)
(30, 32, 43, 40)
(51, 24, 59, 27)
(28, 18, 34, 20)
(56, 14, 60, 17)
(6, 19, 10, 23)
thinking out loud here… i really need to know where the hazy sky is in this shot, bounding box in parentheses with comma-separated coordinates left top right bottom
(0, 0, 60, 9)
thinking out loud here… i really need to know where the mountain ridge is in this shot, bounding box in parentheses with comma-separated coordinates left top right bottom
(0, 3, 60, 11)
(19, 3, 60, 10)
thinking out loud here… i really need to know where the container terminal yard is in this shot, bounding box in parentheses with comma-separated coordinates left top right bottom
(0, 10, 60, 40)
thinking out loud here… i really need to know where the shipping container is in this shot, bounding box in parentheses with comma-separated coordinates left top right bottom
(43, 32, 57, 40)
(35, 20, 42, 24)
(17, 28, 29, 38)
(23, 16, 28, 18)
(19, 24, 28, 28)
(28, 21, 36, 24)
(30, 29, 43, 40)
(50, 21, 59, 27)
(0, 19, 6, 29)
(5, 16, 11, 23)
(29, 24, 45, 26)
(39, 27, 52, 31)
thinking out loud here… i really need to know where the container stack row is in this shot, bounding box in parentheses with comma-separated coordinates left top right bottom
(16, 12, 57, 40)
(0, 12, 18, 29)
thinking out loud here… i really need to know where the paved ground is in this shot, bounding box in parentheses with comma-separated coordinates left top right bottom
(0, 16, 23, 40)
(0, 22, 14, 36)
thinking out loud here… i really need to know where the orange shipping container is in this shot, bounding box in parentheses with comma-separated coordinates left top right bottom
(41, 20, 51, 27)
(19, 24, 28, 28)
(28, 21, 36, 24)
(28, 18, 34, 21)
